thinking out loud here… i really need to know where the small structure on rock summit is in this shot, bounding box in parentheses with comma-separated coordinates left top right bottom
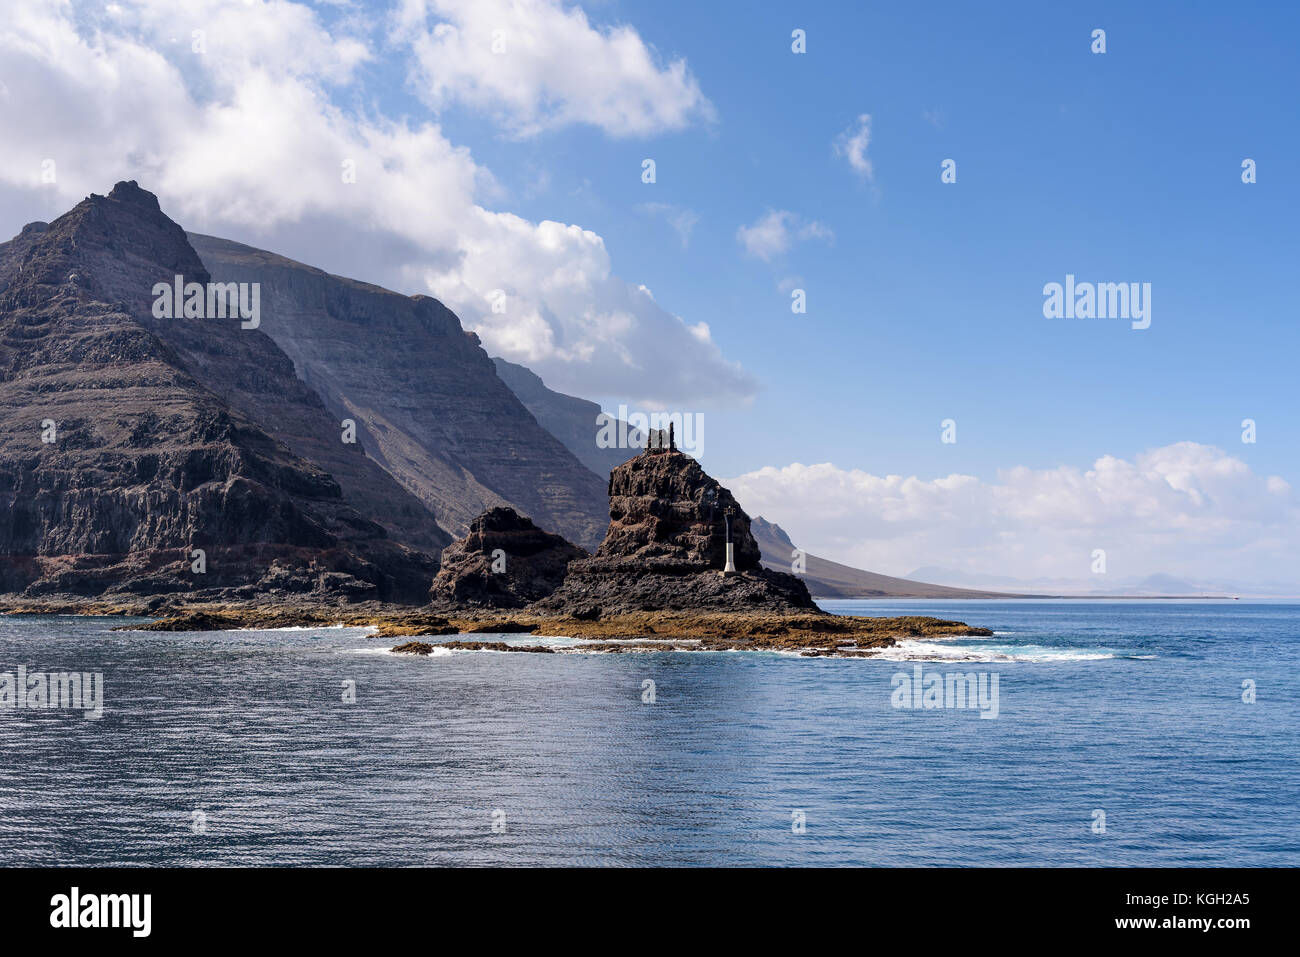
(722, 505, 738, 576)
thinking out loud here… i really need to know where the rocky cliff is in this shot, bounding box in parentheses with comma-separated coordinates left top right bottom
(535, 443, 815, 615)
(491, 357, 646, 477)
(189, 234, 610, 549)
(429, 506, 586, 608)
(0, 182, 441, 602)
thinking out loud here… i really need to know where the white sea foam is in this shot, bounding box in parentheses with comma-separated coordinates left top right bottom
(355, 645, 456, 657)
(871, 640, 1124, 663)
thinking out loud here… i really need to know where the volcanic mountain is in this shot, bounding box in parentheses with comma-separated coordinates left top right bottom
(0, 182, 447, 601)
(188, 233, 610, 548)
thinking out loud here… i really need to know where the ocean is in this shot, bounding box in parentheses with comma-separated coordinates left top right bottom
(1, 600, 1296, 866)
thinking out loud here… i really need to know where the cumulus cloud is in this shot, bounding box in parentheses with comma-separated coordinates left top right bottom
(736, 210, 833, 262)
(393, 0, 715, 138)
(725, 443, 1300, 583)
(833, 113, 873, 180)
(0, 0, 751, 407)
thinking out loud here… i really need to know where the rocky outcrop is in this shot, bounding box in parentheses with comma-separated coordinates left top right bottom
(188, 234, 611, 548)
(429, 507, 586, 608)
(394, 639, 556, 654)
(0, 182, 440, 602)
(534, 442, 817, 616)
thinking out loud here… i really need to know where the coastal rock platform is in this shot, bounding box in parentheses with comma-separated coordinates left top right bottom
(0, 596, 991, 658)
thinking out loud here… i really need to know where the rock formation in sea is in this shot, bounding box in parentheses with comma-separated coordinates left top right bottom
(0, 182, 443, 601)
(188, 234, 611, 549)
(429, 506, 587, 608)
(533, 436, 816, 616)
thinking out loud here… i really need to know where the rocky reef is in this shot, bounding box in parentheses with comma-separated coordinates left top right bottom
(8, 595, 991, 658)
(428, 506, 587, 608)
(385, 610, 993, 657)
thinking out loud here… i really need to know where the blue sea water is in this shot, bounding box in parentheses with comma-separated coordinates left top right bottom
(0, 599, 1296, 866)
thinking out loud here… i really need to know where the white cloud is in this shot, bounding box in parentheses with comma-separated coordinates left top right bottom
(393, 0, 714, 138)
(736, 210, 833, 262)
(725, 443, 1300, 583)
(0, 0, 752, 407)
(833, 113, 873, 180)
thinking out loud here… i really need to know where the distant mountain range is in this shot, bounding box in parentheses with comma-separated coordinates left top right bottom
(904, 566, 1293, 598)
(748, 522, 1293, 599)
(749, 518, 1019, 599)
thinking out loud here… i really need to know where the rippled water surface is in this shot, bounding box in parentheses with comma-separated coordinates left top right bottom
(1, 600, 1296, 866)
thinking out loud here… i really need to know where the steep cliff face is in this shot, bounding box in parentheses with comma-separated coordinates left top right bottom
(430, 506, 586, 608)
(535, 445, 815, 615)
(491, 357, 644, 477)
(188, 233, 610, 549)
(0, 182, 440, 601)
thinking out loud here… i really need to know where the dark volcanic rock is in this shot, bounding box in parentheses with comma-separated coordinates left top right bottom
(430, 506, 586, 608)
(534, 445, 816, 615)
(393, 639, 555, 654)
(0, 182, 440, 602)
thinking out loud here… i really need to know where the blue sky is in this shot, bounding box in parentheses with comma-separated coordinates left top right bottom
(1, 0, 1296, 584)
(417, 0, 1300, 480)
